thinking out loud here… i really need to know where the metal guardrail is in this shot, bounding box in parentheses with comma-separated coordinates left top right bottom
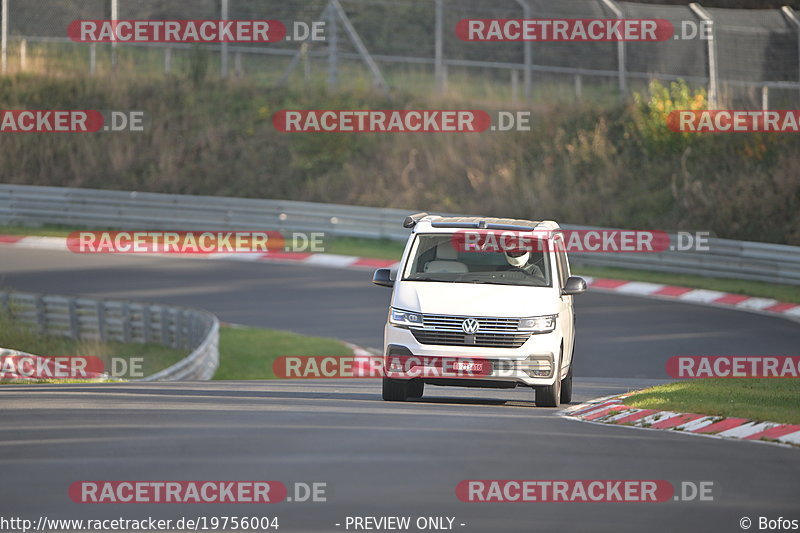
(0, 288, 219, 381)
(1, 184, 799, 286)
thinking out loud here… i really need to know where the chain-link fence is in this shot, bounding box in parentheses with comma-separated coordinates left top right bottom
(1, 0, 799, 107)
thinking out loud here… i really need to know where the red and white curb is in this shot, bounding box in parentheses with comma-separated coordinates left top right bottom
(581, 277, 800, 320)
(3, 233, 799, 321)
(561, 394, 800, 448)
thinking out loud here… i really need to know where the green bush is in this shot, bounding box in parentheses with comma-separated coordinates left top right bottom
(1, 73, 798, 244)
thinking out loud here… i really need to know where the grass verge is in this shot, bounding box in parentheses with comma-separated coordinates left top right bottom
(215, 324, 354, 380)
(624, 379, 800, 425)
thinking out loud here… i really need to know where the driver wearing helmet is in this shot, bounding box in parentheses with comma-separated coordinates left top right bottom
(503, 249, 545, 279)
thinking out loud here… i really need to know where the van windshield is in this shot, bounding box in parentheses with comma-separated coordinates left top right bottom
(402, 234, 552, 287)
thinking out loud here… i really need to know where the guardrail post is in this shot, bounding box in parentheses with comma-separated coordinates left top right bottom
(690, 3, 718, 108)
(174, 309, 183, 348)
(35, 295, 46, 335)
(122, 302, 131, 343)
(97, 301, 107, 341)
(68, 298, 80, 339)
(142, 305, 152, 344)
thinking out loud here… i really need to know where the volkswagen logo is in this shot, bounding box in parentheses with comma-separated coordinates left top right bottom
(461, 318, 480, 334)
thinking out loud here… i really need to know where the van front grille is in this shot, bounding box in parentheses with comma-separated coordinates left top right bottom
(410, 314, 531, 348)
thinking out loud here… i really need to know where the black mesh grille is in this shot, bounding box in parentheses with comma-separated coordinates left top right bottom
(411, 329, 530, 348)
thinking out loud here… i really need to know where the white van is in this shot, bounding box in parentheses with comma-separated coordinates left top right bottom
(372, 214, 586, 406)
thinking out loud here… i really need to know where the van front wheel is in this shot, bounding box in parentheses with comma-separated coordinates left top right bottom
(382, 378, 409, 401)
(535, 355, 562, 407)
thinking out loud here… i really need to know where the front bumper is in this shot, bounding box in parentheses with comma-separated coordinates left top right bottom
(384, 323, 561, 387)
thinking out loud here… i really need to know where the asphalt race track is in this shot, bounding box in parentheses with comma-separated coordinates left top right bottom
(0, 248, 798, 532)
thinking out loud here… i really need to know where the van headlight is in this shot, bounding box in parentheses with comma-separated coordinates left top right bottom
(518, 315, 556, 333)
(390, 308, 423, 328)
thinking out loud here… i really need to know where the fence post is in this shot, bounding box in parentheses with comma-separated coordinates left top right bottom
(601, 0, 627, 100)
(110, 0, 118, 70)
(19, 38, 25, 70)
(89, 43, 97, 75)
(515, 0, 532, 101)
(329, 1, 386, 91)
(690, 3, 718, 109)
(511, 69, 519, 103)
(435, 0, 444, 93)
(220, 0, 229, 78)
(761, 85, 769, 110)
(781, 6, 800, 103)
(164, 47, 171, 74)
(1, 0, 7, 74)
(327, 0, 338, 90)
(574, 74, 583, 101)
(302, 42, 310, 83)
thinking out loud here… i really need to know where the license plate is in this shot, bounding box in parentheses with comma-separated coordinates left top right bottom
(453, 361, 484, 373)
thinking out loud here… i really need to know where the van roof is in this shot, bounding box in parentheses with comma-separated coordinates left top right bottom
(407, 214, 560, 233)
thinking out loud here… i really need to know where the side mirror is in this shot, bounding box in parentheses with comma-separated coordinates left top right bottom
(562, 276, 587, 296)
(372, 268, 394, 288)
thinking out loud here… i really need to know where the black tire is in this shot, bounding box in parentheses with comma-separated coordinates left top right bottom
(408, 379, 424, 398)
(560, 363, 573, 404)
(535, 352, 562, 407)
(382, 378, 409, 401)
